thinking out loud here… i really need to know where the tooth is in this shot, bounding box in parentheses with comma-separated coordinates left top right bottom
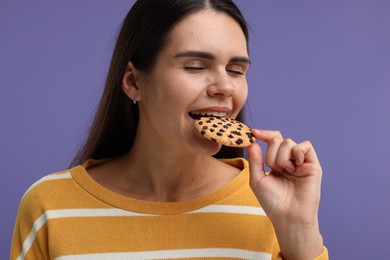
(190, 111, 228, 117)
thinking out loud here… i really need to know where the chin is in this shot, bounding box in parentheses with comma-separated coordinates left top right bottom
(188, 128, 222, 156)
(194, 138, 222, 156)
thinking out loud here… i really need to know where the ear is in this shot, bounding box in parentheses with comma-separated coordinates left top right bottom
(122, 62, 142, 102)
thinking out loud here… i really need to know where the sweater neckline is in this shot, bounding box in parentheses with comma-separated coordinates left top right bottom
(70, 158, 249, 215)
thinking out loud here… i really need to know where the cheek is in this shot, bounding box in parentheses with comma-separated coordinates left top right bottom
(236, 83, 248, 110)
(142, 80, 190, 125)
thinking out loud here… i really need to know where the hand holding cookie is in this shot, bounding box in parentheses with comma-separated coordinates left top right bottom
(247, 129, 324, 259)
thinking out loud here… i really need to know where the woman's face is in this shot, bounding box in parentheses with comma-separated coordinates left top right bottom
(136, 9, 249, 155)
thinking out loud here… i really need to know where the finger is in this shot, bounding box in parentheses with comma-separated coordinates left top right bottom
(265, 135, 285, 172)
(252, 129, 285, 172)
(247, 142, 267, 185)
(276, 138, 297, 174)
(251, 129, 283, 144)
(291, 140, 320, 165)
(252, 130, 282, 170)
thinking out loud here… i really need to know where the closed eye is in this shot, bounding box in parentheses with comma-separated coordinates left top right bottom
(184, 66, 206, 71)
(226, 64, 247, 76)
(227, 69, 245, 75)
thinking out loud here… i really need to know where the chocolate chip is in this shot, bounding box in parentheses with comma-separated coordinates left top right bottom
(235, 139, 243, 145)
(231, 131, 242, 136)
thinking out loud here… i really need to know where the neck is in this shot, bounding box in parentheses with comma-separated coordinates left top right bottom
(119, 134, 221, 202)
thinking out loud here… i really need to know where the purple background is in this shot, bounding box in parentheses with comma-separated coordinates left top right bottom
(1, 1, 389, 259)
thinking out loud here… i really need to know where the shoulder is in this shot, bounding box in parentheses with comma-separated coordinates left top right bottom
(23, 170, 73, 198)
(24, 170, 72, 194)
(17, 160, 109, 216)
(12, 168, 78, 259)
(18, 169, 76, 215)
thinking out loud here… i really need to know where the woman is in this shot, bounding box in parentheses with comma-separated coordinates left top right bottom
(11, 0, 328, 259)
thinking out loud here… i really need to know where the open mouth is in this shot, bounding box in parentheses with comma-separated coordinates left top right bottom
(188, 111, 228, 120)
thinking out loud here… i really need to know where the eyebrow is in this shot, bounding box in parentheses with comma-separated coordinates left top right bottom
(174, 50, 251, 64)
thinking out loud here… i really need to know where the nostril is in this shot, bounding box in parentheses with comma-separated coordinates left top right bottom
(207, 79, 236, 98)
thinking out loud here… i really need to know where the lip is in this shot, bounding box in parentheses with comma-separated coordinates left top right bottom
(188, 106, 233, 118)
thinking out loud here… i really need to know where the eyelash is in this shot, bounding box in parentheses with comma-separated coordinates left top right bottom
(184, 66, 205, 71)
(184, 66, 245, 75)
(227, 69, 244, 75)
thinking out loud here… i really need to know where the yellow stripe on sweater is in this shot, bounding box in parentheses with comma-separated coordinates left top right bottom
(54, 248, 272, 260)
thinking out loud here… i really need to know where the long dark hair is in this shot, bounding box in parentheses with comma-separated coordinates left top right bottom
(70, 0, 249, 167)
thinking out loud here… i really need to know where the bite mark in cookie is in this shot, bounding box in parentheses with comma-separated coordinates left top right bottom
(194, 116, 255, 147)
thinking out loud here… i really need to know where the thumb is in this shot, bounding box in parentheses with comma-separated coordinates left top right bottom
(247, 142, 266, 186)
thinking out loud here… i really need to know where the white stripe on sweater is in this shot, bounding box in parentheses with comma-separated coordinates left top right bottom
(54, 248, 272, 260)
(22, 172, 72, 198)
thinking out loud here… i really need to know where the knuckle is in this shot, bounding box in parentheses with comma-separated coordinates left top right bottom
(305, 163, 322, 174)
(268, 130, 283, 140)
(282, 138, 295, 146)
(291, 144, 301, 153)
(293, 140, 312, 152)
(302, 140, 312, 147)
(274, 130, 283, 138)
(269, 135, 283, 145)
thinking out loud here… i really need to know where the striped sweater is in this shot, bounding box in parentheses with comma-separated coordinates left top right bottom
(11, 158, 328, 260)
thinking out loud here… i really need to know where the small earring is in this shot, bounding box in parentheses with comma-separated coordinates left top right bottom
(133, 98, 137, 105)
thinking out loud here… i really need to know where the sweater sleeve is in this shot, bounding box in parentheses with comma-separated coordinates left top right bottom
(314, 247, 329, 260)
(273, 246, 329, 260)
(10, 185, 50, 260)
(271, 232, 329, 260)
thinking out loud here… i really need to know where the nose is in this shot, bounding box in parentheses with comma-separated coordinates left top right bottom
(207, 70, 236, 97)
